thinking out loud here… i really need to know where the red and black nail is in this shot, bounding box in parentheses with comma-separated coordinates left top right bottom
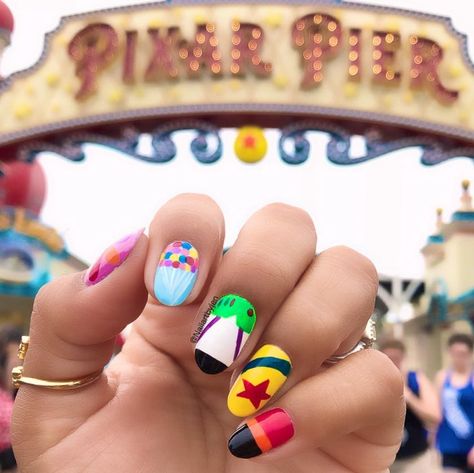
(228, 408, 294, 458)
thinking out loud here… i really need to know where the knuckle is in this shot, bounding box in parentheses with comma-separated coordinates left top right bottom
(323, 246, 379, 305)
(329, 246, 378, 287)
(261, 202, 316, 235)
(232, 247, 292, 292)
(363, 349, 405, 404)
(162, 193, 224, 224)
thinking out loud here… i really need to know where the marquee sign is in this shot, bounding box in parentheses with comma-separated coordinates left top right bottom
(1, 1, 474, 165)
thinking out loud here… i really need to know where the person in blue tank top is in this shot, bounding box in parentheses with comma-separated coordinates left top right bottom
(437, 333, 474, 472)
(381, 339, 440, 473)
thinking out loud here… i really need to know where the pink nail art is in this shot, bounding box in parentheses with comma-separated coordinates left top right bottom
(85, 229, 143, 286)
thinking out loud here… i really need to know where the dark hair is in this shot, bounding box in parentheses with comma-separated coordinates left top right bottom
(448, 333, 474, 351)
(379, 338, 406, 353)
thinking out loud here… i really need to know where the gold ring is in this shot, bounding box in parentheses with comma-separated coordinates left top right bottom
(11, 336, 103, 391)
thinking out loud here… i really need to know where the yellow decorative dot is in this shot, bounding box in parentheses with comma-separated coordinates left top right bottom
(148, 17, 163, 28)
(442, 38, 456, 50)
(448, 63, 463, 78)
(382, 94, 393, 108)
(55, 34, 68, 46)
(265, 12, 283, 28)
(273, 73, 289, 89)
(230, 79, 242, 91)
(194, 13, 207, 23)
(25, 83, 35, 96)
(403, 90, 414, 103)
(134, 86, 145, 98)
(51, 103, 61, 113)
(459, 110, 470, 124)
(64, 82, 75, 93)
(385, 19, 401, 30)
(418, 27, 429, 37)
(211, 82, 224, 94)
(234, 126, 268, 164)
(117, 16, 130, 28)
(172, 8, 184, 18)
(45, 72, 60, 87)
(343, 82, 359, 98)
(108, 88, 124, 104)
(169, 86, 181, 100)
(14, 103, 33, 120)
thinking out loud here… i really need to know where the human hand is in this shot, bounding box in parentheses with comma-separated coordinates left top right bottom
(12, 194, 404, 473)
(468, 444, 474, 467)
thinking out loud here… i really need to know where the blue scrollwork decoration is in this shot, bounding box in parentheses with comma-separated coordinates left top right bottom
(279, 121, 474, 166)
(19, 120, 223, 165)
(190, 130, 223, 164)
(17, 118, 474, 166)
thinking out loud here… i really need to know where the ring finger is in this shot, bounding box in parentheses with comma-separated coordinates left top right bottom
(227, 245, 378, 417)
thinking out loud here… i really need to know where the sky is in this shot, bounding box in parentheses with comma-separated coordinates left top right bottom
(2, 0, 473, 279)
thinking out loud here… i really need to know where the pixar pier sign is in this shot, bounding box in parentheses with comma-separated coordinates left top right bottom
(0, 1, 474, 147)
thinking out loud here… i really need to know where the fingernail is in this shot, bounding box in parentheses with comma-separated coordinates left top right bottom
(153, 241, 199, 306)
(228, 345, 291, 417)
(85, 229, 143, 286)
(228, 408, 294, 458)
(194, 294, 256, 374)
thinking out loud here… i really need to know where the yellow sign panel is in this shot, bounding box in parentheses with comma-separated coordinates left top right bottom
(0, 2, 473, 145)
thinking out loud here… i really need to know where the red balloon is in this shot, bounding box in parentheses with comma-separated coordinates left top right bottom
(0, 161, 46, 215)
(0, 1, 13, 34)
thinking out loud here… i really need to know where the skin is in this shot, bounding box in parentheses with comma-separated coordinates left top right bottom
(12, 195, 405, 473)
(383, 347, 440, 429)
(436, 342, 474, 472)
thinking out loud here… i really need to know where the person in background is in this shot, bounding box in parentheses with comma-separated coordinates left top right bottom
(437, 333, 474, 473)
(0, 324, 21, 472)
(0, 325, 22, 395)
(380, 338, 440, 473)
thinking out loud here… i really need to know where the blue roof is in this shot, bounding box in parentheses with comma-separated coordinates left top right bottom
(452, 211, 474, 222)
(427, 234, 444, 244)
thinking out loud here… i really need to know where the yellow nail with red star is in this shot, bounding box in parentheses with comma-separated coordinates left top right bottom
(227, 344, 292, 417)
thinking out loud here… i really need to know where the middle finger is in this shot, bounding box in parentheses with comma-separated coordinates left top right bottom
(192, 203, 316, 374)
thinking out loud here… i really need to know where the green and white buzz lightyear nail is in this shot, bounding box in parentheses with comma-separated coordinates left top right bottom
(194, 294, 256, 374)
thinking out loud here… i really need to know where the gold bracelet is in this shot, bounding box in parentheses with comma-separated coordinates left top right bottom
(11, 336, 103, 391)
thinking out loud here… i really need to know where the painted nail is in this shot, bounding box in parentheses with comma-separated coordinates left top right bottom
(154, 241, 199, 306)
(228, 345, 291, 417)
(195, 294, 256, 374)
(228, 408, 294, 458)
(85, 229, 143, 286)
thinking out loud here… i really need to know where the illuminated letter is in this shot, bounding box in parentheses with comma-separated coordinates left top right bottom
(230, 21, 272, 78)
(348, 28, 362, 82)
(145, 27, 180, 82)
(292, 13, 342, 89)
(178, 23, 223, 78)
(68, 23, 119, 100)
(123, 30, 138, 84)
(409, 36, 458, 105)
(372, 31, 401, 86)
